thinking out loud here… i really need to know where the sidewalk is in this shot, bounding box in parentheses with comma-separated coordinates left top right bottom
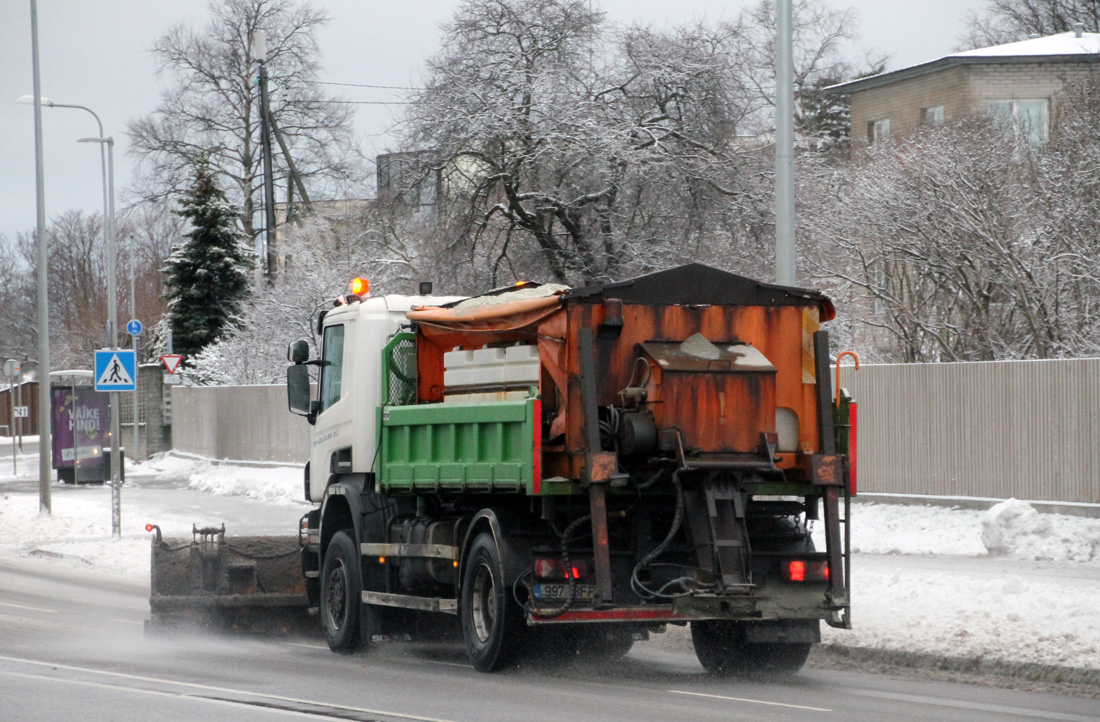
(3, 452, 1099, 675)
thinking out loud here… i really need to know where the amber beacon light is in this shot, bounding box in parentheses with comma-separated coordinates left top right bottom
(349, 278, 370, 297)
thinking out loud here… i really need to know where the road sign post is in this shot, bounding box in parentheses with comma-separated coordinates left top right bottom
(95, 349, 135, 538)
(126, 319, 142, 462)
(4, 359, 15, 473)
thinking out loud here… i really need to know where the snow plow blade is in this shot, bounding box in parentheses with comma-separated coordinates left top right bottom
(145, 524, 312, 634)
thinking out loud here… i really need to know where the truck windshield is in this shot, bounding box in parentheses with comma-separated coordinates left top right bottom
(319, 324, 345, 412)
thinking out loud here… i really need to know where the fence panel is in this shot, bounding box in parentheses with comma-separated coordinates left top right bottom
(171, 385, 310, 464)
(839, 358, 1100, 504)
(170, 359, 1100, 504)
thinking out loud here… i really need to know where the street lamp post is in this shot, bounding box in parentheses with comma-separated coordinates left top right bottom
(17, 94, 122, 537)
(78, 133, 121, 538)
(26, 0, 51, 514)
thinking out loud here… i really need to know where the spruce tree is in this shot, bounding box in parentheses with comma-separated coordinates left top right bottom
(164, 158, 252, 359)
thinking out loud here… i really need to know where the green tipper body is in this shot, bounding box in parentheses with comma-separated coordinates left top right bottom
(379, 398, 539, 494)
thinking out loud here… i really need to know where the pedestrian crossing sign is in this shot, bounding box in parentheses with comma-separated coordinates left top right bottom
(95, 349, 137, 391)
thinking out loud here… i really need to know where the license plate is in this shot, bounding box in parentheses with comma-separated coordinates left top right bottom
(533, 583, 597, 600)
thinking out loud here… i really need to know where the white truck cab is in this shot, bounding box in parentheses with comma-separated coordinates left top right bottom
(290, 291, 462, 503)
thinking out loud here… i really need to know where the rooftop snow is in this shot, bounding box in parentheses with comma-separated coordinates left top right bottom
(827, 31, 1100, 95)
(951, 31, 1100, 58)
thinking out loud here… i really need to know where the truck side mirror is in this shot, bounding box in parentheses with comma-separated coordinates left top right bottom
(287, 339, 310, 364)
(287, 364, 313, 420)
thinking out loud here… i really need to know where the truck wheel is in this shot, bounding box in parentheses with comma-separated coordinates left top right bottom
(461, 532, 523, 671)
(321, 530, 361, 653)
(691, 621, 810, 676)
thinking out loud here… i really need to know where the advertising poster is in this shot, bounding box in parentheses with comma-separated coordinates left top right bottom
(52, 387, 108, 470)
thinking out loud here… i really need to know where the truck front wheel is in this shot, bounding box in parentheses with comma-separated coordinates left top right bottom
(321, 530, 361, 653)
(461, 532, 523, 671)
(691, 620, 811, 676)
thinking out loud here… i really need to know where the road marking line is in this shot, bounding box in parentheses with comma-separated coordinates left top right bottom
(0, 670, 355, 721)
(0, 601, 56, 613)
(669, 689, 832, 712)
(110, 619, 146, 626)
(285, 642, 328, 650)
(0, 654, 460, 722)
(850, 688, 1099, 722)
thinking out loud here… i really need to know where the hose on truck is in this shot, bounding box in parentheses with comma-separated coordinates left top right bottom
(515, 514, 592, 619)
(629, 470, 715, 599)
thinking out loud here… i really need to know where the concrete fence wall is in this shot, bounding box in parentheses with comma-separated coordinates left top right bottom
(171, 384, 311, 464)
(171, 358, 1100, 504)
(838, 358, 1100, 504)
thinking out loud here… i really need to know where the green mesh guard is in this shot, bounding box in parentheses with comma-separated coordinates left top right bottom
(383, 332, 417, 406)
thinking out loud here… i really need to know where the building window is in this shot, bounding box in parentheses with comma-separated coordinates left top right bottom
(867, 117, 890, 144)
(987, 99, 1049, 144)
(921, 105, 944, 126)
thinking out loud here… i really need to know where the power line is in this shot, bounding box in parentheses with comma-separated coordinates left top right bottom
(319, 81, 420, 91)
(289, 99, 412, 105)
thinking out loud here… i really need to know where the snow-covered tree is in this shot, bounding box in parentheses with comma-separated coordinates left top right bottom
(129, 0, 361, 245)
(165, 158, 252, 359)
(802, 89, 1100, 362)
(186, 213, 418, 385)
(400, 0, 860, 289)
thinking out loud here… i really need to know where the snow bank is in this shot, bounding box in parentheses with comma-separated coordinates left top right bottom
(824, 502, 989, 557)
(137, 453, 308, 506)
(0, 491, 191, 579)
(982, 498, 1100, 562)
(822, 561, 1100, 670)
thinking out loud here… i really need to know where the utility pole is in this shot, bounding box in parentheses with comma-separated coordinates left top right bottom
(775, 0, 796, 286)
(29, 0, 52, 514)
(254, 30, 278, 280)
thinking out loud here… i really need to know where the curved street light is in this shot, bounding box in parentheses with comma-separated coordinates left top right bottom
(17, 94, 122, 537)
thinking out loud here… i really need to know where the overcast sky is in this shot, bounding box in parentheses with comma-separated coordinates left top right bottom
(1, 0, 987, 241)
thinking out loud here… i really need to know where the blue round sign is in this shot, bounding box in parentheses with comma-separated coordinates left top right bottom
(126, 319, 143, 336)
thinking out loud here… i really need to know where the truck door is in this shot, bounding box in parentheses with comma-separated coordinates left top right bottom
(310, 321, 350, 499)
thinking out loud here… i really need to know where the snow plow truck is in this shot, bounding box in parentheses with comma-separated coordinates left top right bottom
(147, 263, 855, 674)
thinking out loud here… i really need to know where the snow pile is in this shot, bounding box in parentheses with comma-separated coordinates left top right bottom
(132, 452, 206, 479)
(137, 453, 308, 506)
(188, 462, 304, 504)
(982, 498, 1100, 562)
(831, 502, 988, 557)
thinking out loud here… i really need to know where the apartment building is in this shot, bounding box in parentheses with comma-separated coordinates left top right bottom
(827, 26, 1100, 153)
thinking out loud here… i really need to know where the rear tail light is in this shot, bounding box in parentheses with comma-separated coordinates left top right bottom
(781, 559, 829, 582)
(534, 557, 588, 580)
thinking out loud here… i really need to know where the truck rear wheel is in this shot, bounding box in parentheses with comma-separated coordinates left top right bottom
(691, 621, 811, 676)
(321, 530, 361, 653)
(461, 532, 523, 671)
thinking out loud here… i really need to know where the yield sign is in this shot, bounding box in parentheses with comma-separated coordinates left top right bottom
(161, 354, 184, 374)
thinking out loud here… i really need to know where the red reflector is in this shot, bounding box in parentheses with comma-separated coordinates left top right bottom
(783, 559, 828, 582)
(789, 560, 806, 582)
(145, 524, 154, 532)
